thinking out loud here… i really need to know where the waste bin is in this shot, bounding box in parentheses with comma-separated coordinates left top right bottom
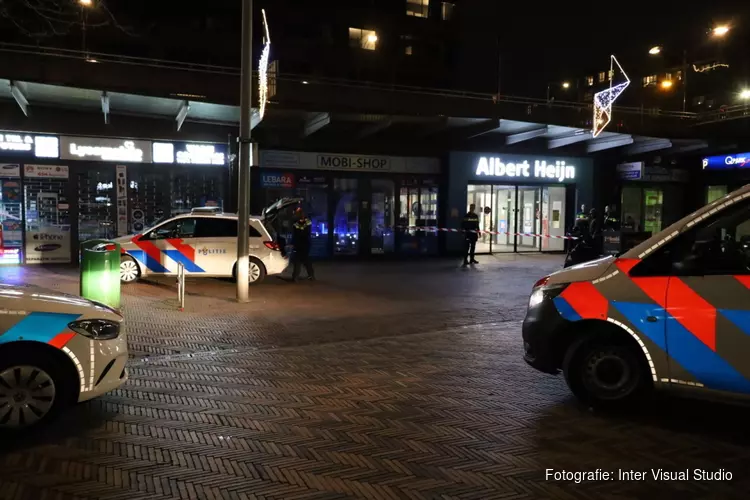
(80, 240, 121, 309)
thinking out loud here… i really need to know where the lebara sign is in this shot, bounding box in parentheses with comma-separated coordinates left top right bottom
(475, 157, 576, 182)
(702, 152, 750, 170)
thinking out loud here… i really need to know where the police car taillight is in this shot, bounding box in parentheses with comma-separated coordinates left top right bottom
(264, 241, 280, 251)
(533, 276, 550, 289)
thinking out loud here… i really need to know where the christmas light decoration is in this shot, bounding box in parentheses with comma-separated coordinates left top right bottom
(258, 9, 271, 121)
(592, 55, 629, 138)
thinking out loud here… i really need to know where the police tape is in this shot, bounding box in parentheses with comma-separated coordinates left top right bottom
(396, 226, 579, 240)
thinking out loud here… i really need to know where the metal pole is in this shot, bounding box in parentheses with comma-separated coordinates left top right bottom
(236, 0, 253, 303)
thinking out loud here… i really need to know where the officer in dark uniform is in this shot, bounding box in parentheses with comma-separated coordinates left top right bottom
(461, 204, 480, 266)
(603, 205, 620, 231)
(291, 207, 315, 282)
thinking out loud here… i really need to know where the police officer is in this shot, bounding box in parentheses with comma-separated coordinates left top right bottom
(462, 204, 480, 266)
(291, 207, 315, 282)
(603, 205, 620, 231)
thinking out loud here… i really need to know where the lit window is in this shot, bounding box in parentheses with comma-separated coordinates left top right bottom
(598, 71, 606, 82)
(664, 72, 672, 81)
(642, 75, 657, 87)
(441, 1, 454, 20)
(586, 76, 594, 86)
(405, 45, 413, 55)
(407, 0, 429, 18)
(349, 28, 378, 50)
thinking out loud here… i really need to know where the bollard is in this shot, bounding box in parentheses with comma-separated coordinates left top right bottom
(176, 261, 185, 311)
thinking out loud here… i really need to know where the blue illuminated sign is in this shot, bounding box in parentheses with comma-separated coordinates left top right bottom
(702, 152, 750, 170)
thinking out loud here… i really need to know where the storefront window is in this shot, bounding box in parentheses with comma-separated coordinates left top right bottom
(170, 169, 224, 216)
(23, 164, 71, 264)
(706, 185, 728, 205)
(542, 186, 566, 251)
(0, 165, 22, 264)
(128, 169, 167, 235)
(334, 178, 358, 255)
(621, 186, 643, 232)
(78, 167, 115, 242)
(643, 188, 663, 234)
(371, 179, 395, 254)
(399, 180, 439, 255)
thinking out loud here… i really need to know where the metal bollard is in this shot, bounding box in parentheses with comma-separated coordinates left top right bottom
(176, 262, 185, 311)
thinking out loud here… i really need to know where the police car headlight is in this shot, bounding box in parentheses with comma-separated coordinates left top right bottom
(528, 284, 568, 309)
(68, 319, 121, 340)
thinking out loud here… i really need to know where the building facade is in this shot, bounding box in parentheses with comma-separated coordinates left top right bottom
(446, 152, 594, 255)
(0, 132, 228, 265)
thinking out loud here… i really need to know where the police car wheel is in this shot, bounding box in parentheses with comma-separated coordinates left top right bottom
(563, 338, 648, 407)
(120, 256, 140, 284)
(234, 258, 266, 285)
(0, 355, 68, 431)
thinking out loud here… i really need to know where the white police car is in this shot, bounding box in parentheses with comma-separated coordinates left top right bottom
(116, 198, 299, 285)
(0, 284, 127, 430)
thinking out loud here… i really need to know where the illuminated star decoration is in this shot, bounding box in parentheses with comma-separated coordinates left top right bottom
(258, 9, 271, 121)
(592, 55, 630, 138)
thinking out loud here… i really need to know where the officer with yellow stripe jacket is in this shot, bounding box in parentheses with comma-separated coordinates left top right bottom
(462, 204, 480, 266)
(291, 207, 315, 281)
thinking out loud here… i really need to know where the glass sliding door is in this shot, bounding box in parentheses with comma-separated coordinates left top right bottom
(518, 186, 542, 251)
(643, 188, 663, 234)
(492, 186, 515, 253)
(419, 185, 439, 255)
(466, 184, 492, 253)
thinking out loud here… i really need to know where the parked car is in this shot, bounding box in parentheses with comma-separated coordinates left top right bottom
(0, 284, 127, 430)
(523, 184, 750, 407)
(116, 198, 300, 285)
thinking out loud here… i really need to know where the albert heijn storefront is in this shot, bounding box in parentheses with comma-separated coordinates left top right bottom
(255, 150, 441, 258)
(446, 151, 594, 255)
(0, 131, 227, 265)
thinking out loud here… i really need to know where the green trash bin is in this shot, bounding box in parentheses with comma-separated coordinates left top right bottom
(80, 240, 121, 309)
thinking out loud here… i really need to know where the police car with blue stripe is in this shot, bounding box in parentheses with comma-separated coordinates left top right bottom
(115, 199, 299, 285)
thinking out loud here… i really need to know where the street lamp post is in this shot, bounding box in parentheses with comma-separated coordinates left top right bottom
(236, 0, 253, 303)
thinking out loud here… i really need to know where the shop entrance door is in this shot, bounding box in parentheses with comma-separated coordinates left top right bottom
(466, 184, 566, 253)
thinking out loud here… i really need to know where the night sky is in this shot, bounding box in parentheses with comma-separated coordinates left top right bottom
(1, 0, 748, 95)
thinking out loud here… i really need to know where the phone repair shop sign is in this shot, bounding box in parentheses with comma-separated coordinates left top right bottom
(261, 171, 295, 188)
(260, 150, 440, 174)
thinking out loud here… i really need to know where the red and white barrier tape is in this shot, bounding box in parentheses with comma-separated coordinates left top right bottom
(396, 226, 579, 240)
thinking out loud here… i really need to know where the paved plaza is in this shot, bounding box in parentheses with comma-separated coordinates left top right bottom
(1, 255, 749, 499)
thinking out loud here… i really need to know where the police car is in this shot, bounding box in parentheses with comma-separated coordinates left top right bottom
(0, 284, 127, 430)
(523, 185, 750, 406)
(116, 198, 300, 285)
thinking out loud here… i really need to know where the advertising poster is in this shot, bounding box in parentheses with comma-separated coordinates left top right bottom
(115, 165, 128, 236)
(24, 164, 69, 179)
(25, 227, 71, 264)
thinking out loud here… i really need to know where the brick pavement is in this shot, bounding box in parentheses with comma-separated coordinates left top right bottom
(1, 255, 750, 499)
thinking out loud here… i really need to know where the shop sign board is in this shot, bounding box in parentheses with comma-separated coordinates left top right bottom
(25, 227, 71, 264)
(261, 171, 295, 188)
(617, 161, 643, 180)
(152, 142, 227, 165)
(702, 152, 750, 170)
(0, 133, 59, 158)
(116, 165, 128, 236)
(474, 156, 576, 182)
(61, 136, 151, 163)
(0, 164, 21, 177)
(260, 150, 440, 174)
(24, 164, 69, 179)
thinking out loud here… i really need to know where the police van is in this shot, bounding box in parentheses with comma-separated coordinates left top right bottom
(523, 185, 750, 406)
(116, 198, 300, 285)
